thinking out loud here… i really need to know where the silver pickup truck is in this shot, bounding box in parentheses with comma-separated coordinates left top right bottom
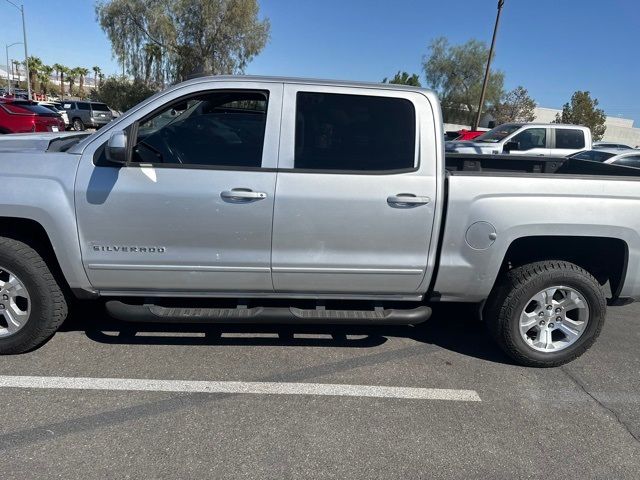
(0, 76, 638, 367)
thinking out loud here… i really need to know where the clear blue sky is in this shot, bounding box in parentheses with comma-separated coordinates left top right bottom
(2, 0, 639, 123)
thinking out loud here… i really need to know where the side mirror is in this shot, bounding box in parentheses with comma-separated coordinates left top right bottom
(503, 141, 520, 153)
(105, 130, 128, 164)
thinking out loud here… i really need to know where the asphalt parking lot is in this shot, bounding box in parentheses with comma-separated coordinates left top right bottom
(0, 301, 639, 479)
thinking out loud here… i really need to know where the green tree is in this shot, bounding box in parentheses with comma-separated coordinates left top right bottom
(67, 67, 80, 97)
(52, 64, 68, 99)
(554, 91, 607, 141)
(25, 56, 43, 94)
(92, 66, 102, 91)
(76, 67, 90, 97)
(382, 71, 422, 87)
(489, 86, 537, 125)
(93, 75, 158, 112)
(422, 37, 505, 125)
(95, 0, 270, 84)
(38, 65, 54, 95)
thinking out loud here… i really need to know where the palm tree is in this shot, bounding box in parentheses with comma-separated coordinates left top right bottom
(25, 56, 43, 95)
(68, 67, 80, 97)
(11, 60, 21, 83)
(92, 66, 102, 91)
(76, 67, 89, 98)
(53, 64, 68, 100)
(38, 65, 54, 96)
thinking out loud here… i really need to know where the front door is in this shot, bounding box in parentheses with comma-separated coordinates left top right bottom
(271, 85, 438, 295)
(75, 82, 283, 294)
(507, 127, 551, 156)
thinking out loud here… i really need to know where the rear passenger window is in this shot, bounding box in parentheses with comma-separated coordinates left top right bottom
(294, 92, 416, 171)
(77, 102, 91, 111)
(556, 129, 585, 149)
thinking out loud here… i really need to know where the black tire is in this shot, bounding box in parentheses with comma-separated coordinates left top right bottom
(73, 118, 85, 131)
(0, 237, 68, 354)
(485, 261, 606, 367)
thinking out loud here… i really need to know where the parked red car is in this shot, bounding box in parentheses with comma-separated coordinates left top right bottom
(455, 129, 485, 141)
(0, 98, 66, 134)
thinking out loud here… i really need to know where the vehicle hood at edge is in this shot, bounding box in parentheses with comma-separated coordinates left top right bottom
(0, 132, 90, 153)
(445, 141, 502, 154)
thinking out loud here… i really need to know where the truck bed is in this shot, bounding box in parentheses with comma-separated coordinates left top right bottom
(445, 153, 640, 177)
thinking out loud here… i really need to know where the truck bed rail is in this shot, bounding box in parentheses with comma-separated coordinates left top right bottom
(445, 153, 640, 177)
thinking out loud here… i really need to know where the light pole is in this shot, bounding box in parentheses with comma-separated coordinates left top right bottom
(3, 0, 30, 100)
(5, 42, 23, 94)
(473, 0, 505, 131)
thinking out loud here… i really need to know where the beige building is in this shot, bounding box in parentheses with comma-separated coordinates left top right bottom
(533, 107, 640, 147)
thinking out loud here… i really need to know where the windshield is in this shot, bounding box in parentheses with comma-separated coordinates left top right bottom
(570, 150, 616, 162)
(474, 124, 521, 143)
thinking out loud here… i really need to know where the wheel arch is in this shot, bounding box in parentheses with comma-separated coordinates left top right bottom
(0, 216, 94, 298)
(496, 235, 628, 301)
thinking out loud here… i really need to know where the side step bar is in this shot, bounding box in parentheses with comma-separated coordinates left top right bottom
(105, 301, 432, 326)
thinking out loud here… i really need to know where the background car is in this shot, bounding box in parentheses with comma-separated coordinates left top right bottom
(62, 101, 114, 131)
(569, 148, 640, 168)
(593, 141, 635, 150)
(39, 101, 70, 128)
(455, 129, 486, 141)
(0, 98, 66, 134)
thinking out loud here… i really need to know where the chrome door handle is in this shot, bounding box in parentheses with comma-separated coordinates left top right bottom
(221, 189, 267, 201)
(387, 194, 431, 206)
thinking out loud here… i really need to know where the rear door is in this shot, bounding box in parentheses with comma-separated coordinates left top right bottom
(271, 84, 438, 295)
(551, 128, 587, 156)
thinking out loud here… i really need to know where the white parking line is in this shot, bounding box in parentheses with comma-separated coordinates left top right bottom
(0, 375, 481, 402)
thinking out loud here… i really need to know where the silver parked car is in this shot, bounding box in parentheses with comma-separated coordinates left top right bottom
(593, 141, 635, 150)
(62, 100, 114, 131)
(569, 148, 640, 168)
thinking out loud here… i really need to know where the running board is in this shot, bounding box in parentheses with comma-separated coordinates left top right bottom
(105, 301, 431, 325)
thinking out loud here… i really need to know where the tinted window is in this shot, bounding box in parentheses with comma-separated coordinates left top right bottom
(570, 150, 615, 162)
(91, 103, 110, 112)
(614, 156, 640, 168)
(294, 92, 415, 171)
(132, 91, 268, 168)
(77, 102, 91, 111)
(556, 129, 585, 149)
(511, 128, 546, 150)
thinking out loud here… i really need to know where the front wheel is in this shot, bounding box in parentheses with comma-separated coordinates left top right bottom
(0, 237, 68, 354)
(485, 261, 606, 367)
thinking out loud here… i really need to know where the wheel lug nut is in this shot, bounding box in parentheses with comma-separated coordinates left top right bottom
(0, 304, 4, 310)
(539, 320, 546, 326)
(538, 312, 545, 317)
(555, 308, 561, 313)
(546, 305, 553, 310)
(556, 316, 562, 322)
(1, 294, 7, 300)
(549, 323, 555, 328)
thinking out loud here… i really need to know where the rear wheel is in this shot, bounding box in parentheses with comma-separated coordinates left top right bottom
(485, 261, 606, 367)
(72, 118, 85, 131)
(0, 237, 68, 354)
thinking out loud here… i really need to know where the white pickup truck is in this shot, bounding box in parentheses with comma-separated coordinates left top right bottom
(446, 123, 592, 156)
(0, 76, 638, 367)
